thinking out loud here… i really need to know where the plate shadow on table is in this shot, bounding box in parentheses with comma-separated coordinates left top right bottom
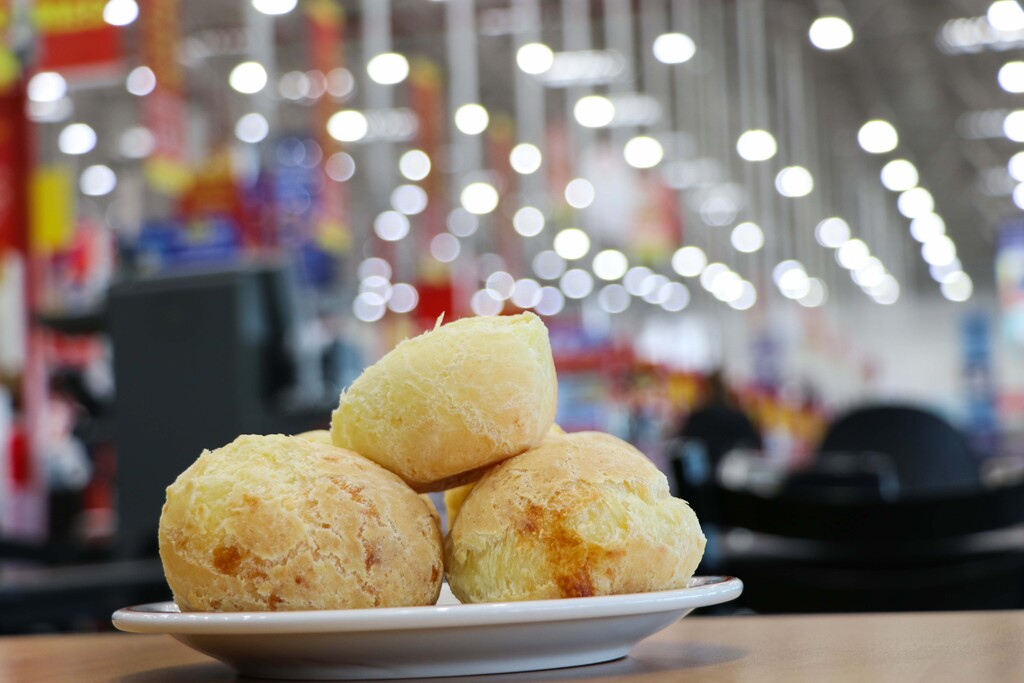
(117, 642, 749, 683)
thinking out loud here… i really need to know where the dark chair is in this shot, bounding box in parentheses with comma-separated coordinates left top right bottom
(818, 404, 980, 496)
(712, 481, 1024, 613)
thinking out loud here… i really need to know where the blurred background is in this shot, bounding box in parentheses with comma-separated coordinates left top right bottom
(1, 0, 1024, 631)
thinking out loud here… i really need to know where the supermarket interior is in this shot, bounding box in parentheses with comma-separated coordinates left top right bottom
(2, 0, 1024, 632)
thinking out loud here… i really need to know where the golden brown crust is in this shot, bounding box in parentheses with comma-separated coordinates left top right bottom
(445, 432, 706, 603)
(297, 429, 441, 524)
(443, 425, 567, 531)
(330, 312, 557, 492)
(158, 434, 443, 612)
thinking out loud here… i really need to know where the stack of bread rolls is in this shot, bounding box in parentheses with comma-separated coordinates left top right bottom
(158, 312, 705, 611)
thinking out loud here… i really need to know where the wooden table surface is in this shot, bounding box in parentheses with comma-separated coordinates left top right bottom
(1, 611, 1022, 683)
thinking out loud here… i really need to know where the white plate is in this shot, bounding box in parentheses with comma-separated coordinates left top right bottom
(113, 576, 742, 680)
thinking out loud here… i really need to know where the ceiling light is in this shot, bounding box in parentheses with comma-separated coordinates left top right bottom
(229, 61, 268, 94)
(486, 271, 516, 301)
(455, 103, 489, 135)
(909, 213, 946, 242)
(327, 110, 368, 142)
(700, 262, 730, 292)
(560, 269, 594, 299)
(731, 222, 764, 253)
(593, 249, 629, 281)
(553, 228, 591, 260)
(80, 165, 117, 196)
(565, 178, 596, 208)
(624, 266, 653, 295)
(574, 95, 615, 128)
(729, 281, 758, 310)
(326, 152, 356, 182)
(447, 208, 478, 237)
(1009, 151, 1024, 181)
(460, 182, 499, 214)
(119, 126, 155, 159)
(28, 72, 66, 103)
(815, 217, 851, 248)
(921, 235, 957, 266)
(470, 289, 504, 316)
(357, 258, 392, 281)
(1004, 110, 1024, 141)
(353, 292, 386, 322)
(511, 279, 543, 309)
(940, 272, 973, 302)
(513, 206, 545, 237)
(999, 61, 1024, 93)
(430, 233, 461, 263)
(736, 129, 777, 161)
(798, 278, 828, 307)
(533, 250, 567, 280)
(671, 246, 707, 277)
(374, 211, 410, 241)
(253, 0, 297, 14)
(660, 282, 691, 311)
(103, 0, 138, 26)
(652, 32, 696, 64)
(517, 43, 555, 75)
(234, 112, 269, 143)
(772, 259, 804, 286)
(534, 286, 565, 316)
(597, 284, 631, 314)
(58, 123, 97, 155)
(775, 166, 814, 197)
(388, 283, 419, 313)
(399, 150, 431, 181)
(624, 136, 664, 169)
(897, 187, 935, 219)
(988, 0, 1024, 32)
(808, 16, 853, 51)
(367, 53, 409, 85)
(509, 143, 542, 174)
(390, 184, 428, 215)
(880, 159, 918, 192)
(857, 119, 898, 154)
(836, 239, 870, 270)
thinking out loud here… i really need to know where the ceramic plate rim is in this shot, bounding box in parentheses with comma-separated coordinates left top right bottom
(113, 576, 742, 635)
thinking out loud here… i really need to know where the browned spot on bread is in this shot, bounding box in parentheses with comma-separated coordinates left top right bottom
(268, 593, 283, 610)
(523, 501, 612, 599)
(519, 503, 542, 534)
(294, 575, 306, 585)
(555, 569, 595, 598)
(335, 480, 383, 525)
(364, 545, 380, 570)
(242, 494, 260, 508)
(212, 545, 243, 576)
(431, 564, 440, 582)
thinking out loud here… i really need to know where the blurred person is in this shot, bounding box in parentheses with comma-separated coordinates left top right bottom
(674, 369, 763, 470)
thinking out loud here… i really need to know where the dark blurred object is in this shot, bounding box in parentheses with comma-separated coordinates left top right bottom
(108, 263, 333, 558)
(0, 558, 167, 634)
(818, 404, 980, 496)
(712, 480, 1024, 613)
(780, 451, 901, 502)
(674, 370, 762, 469)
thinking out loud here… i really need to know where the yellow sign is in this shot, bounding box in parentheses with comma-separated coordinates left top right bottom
(30, 166, 73, 254)
(35, 0, 107, 34)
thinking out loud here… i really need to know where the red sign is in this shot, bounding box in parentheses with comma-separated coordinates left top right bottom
(36, 0, 123, 73)
(0, 84, 28, 255)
